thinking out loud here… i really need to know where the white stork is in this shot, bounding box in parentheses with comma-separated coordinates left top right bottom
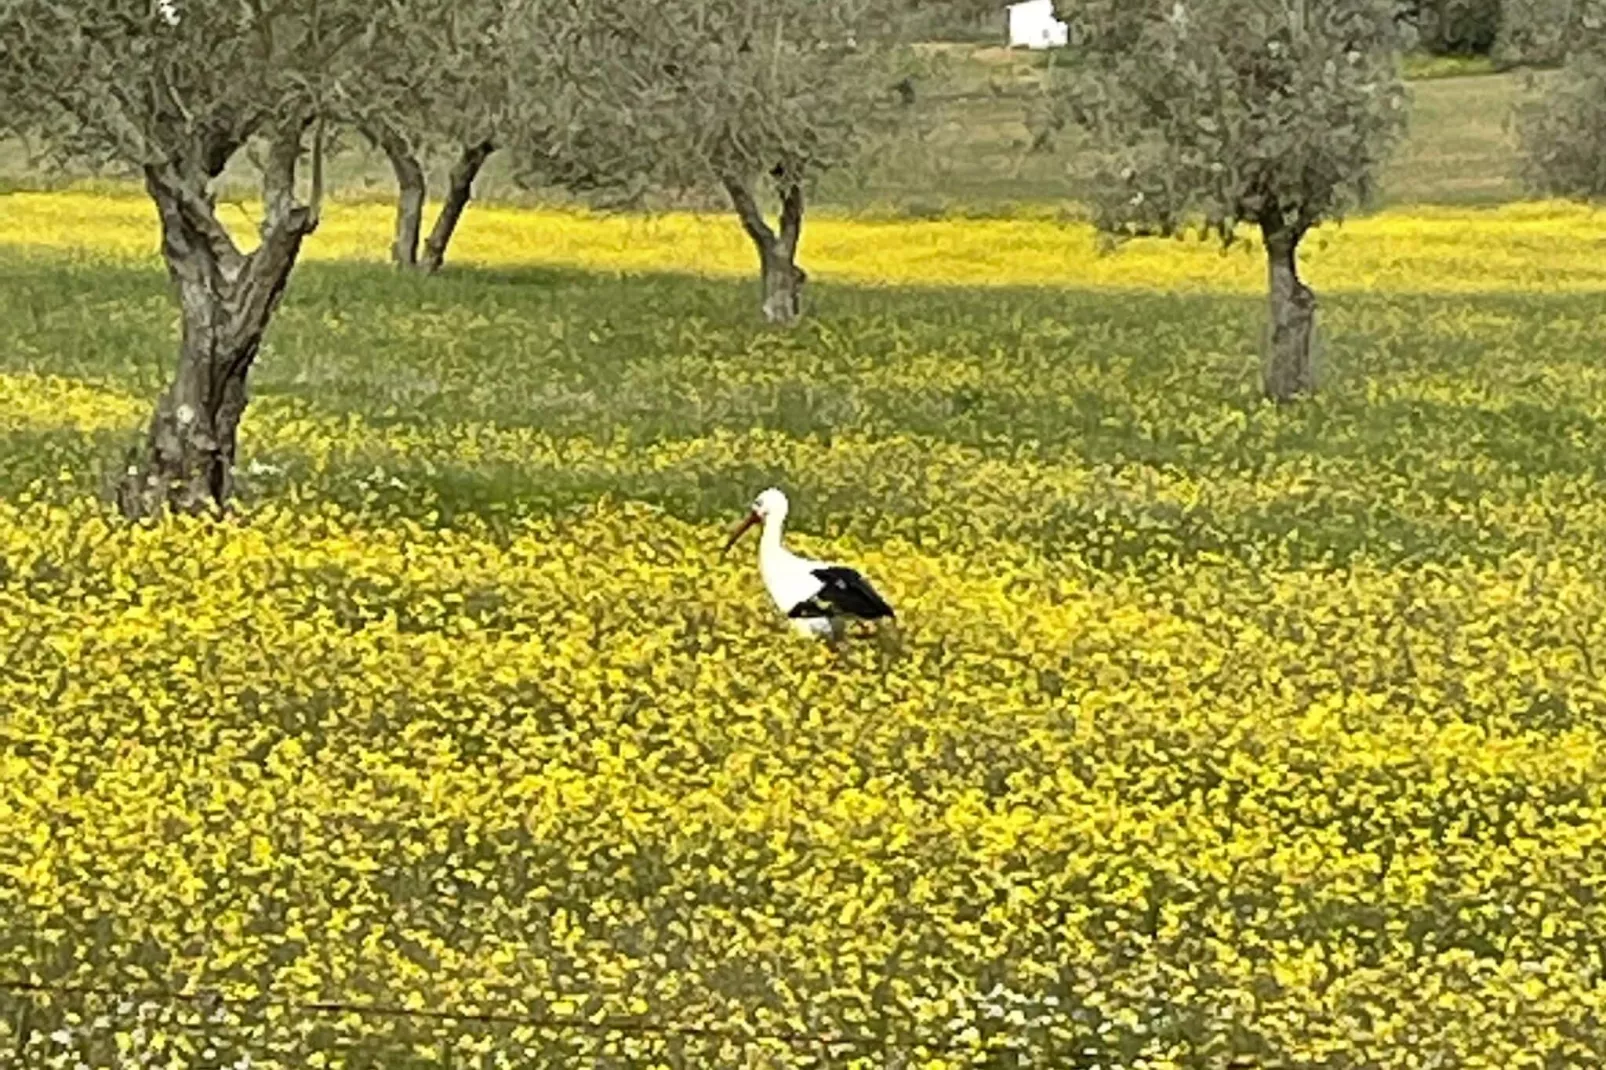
(722, 487, 895, 639)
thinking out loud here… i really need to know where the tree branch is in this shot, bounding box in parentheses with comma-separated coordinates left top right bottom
(143, 162, 247, 282)
(776, 179, 804, 260)
(232, 118, 319, 359)
(420, 138, 497, 272)
(260, 118, 315, 235)
(309, 115, 326, 227)
(721, 174, 775, 253)
(360, 116, 417, 169)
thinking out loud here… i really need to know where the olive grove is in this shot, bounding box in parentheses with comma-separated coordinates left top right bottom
(0, 0, 531, 515)
(349, 0, 523, 272)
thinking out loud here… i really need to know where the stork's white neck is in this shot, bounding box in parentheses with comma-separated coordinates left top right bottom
(760, 506, 788, 554)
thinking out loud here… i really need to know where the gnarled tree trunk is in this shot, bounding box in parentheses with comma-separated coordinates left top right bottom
(366, 121, 427, 268)
(368, 126, 495, 274)
(118, 124, 321, 519)
(420, 139, 495, 274)
(723, 174, 807, 325)
(760, 245, 807, 325)
(1261, 223, 1317, 403)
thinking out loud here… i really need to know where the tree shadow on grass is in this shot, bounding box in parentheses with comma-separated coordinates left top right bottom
(10, 253, 1606, 571)
(0, 429, 121, 500)
(1343, 395, 1606, 484)
(215, 430, 1508, 576)
(429, 264, 601, 289)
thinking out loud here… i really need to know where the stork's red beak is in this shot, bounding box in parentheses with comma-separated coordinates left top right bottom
(722, 511, 760, 555)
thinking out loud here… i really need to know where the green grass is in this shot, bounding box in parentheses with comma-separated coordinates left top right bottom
(1382, 71, 1543, 206)
(1401, 51, 1503, 80)
(6, 248, 1606, 574)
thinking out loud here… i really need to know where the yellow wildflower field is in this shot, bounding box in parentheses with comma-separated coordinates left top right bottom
(4, 191, 1606, 1067)
(10, 190, 1606, 294)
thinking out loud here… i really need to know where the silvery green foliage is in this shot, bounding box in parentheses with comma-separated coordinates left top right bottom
(1495, 0, 1578, 66)
(1515, 1, 1606, 196)
(0, 0, 392, 178)
(507, 0, 923, 208)
(347, 0, 523, 155)
(1049, 0, 1408, 244)
(1410, 0, 1503, 53)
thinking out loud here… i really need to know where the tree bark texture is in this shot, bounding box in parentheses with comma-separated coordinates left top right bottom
(420, 139, 495, 274)
(117, 125, 320, 519)
(1261, 224, 1317, 403)
(724, 176, 807, 325)
(369, 129, 494, 274)
(367, 122, 426, 268)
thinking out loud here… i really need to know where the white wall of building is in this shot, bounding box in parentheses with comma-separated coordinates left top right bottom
(1007, 0, 1068, 50)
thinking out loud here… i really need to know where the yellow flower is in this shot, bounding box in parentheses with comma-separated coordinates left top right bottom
(6, 190, 1606, 1068)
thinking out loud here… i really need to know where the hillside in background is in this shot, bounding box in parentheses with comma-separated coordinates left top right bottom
(0, 47, 1544, 217)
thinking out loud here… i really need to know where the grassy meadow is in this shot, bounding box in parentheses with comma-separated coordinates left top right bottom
(7, 189, 1606, 1067)
(6, 54, 1606, 1068)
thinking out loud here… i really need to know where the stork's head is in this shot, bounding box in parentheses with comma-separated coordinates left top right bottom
(752, 487, 788, 518)
(723, 487, 788, 554)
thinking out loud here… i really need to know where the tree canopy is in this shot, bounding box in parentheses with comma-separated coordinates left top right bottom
(1494, 0, 1577, 66)
(1515, 0, 1606, 198)
(509, 0, 923, 322)
(0, 0, 363, 180)
(1405, 0, 1504, 55)
(1054, 0, 1407, 245)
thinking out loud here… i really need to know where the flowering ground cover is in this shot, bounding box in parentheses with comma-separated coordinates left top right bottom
(4, 194, 1606, 1067)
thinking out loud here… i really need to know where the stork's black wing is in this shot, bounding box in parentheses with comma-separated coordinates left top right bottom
(809, 567, 894, 620)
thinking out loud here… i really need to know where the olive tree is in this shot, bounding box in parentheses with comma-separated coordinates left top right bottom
(512, 0, 917, 325)
(1514, 2, 1606, 194)
(1407, 0, 1504, 53)
(0, 0, 437, 515)
(1494, 0, 1577, 66)
(1052, 0, 1407, 401)
(349, 0, 519, 272)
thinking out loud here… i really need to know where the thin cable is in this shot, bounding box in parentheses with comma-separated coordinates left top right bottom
(0, 978, 914, 1054)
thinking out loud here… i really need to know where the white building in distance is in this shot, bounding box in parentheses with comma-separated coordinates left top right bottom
(1006, 0, 1068, 49)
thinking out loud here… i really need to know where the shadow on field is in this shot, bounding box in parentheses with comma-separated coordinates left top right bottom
(458, 265, 624, 289)
(8, 252, 1606, 571)
(0, 411, 1516, 575)
(1355, 395, 1606, 483)
(0, 429, 123, 498)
